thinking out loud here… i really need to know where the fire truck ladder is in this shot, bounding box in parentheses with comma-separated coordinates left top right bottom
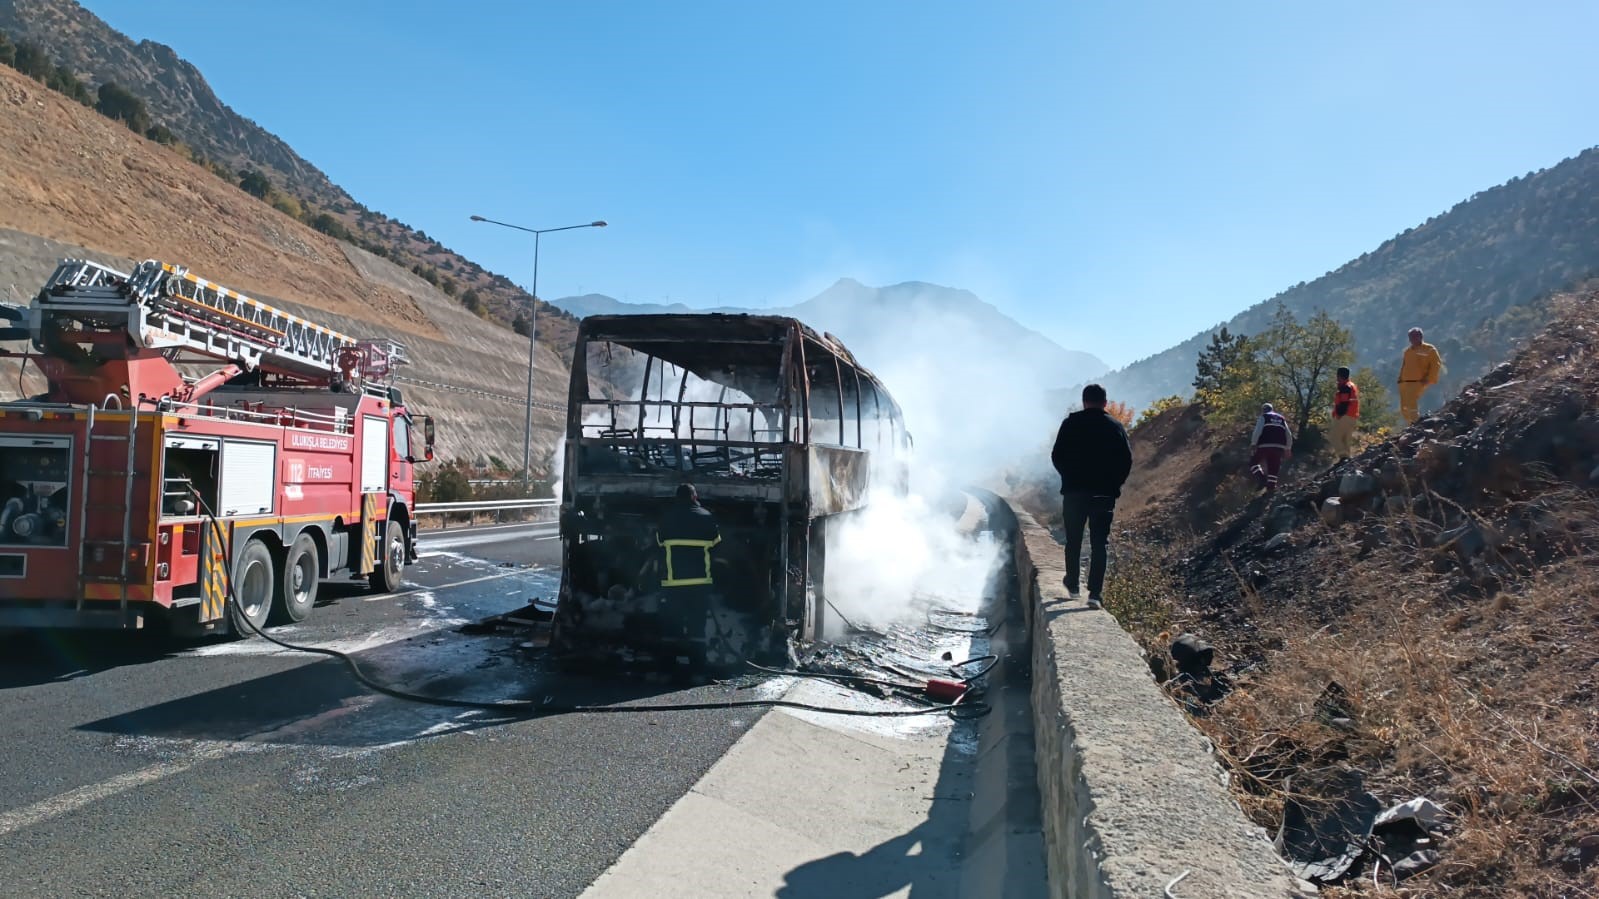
(38, 259, 388, 383)
(74, 398, 139, 617)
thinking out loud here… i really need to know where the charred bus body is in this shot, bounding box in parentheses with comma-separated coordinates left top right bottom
(551, 314, 909, 669)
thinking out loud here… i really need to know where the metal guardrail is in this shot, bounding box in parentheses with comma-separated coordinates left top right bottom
(414, 499, 558, 513)
(413, 498, 558, 530)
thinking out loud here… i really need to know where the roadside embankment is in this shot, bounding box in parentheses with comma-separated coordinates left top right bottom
(1005, 502, 1307, 898)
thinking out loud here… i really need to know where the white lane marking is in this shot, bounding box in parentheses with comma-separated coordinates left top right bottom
(0, 708, 481, 838)
(0, 739, 268, 839)
(535, 535, 560, 542)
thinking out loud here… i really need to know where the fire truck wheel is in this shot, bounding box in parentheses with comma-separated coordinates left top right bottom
(276, 532, 321, 623)
(230, 539, 275, 636)
(369, 521, 405, 594)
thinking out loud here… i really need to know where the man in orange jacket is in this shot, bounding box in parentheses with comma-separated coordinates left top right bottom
(1329, 366, 1360, 460)
(1398, 328, 1443, 424)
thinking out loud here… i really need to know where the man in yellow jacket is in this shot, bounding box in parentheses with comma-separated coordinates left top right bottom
(1397, 327, 1443, 424)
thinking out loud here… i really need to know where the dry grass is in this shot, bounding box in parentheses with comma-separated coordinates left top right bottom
(1101, 538, 1180, 641)
(1097, 298, 1599, 896)
(1121, 476, 1599, 897)
(1195, 554, 1599, 897)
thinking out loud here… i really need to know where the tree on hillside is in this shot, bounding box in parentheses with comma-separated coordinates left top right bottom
(310, 213, 352, 242)
(1104, 400, 1134, 427)
(0, 32, 14, 68)
(1253, 304, 1356, 435)
(95, 82, 150, 133)
(1193, 327, 1250, 396)
(47, 65, 92, 105)
(1134, 395, 1185, 429)
(238, 169, 272, 199)
(1196, 305, 1361, 439)
(10, 40, 52, 80)
(1349, 366, 1398, 434)
(1197, 351, 1270, 427)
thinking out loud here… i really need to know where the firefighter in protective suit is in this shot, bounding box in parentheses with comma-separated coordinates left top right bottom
(655, 483, 721, 654)
(1398, 327, 1443, 424)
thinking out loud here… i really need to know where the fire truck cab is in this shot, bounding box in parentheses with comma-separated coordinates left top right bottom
(0, 259, 435, 635)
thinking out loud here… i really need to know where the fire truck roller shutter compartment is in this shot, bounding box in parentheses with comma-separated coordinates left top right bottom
(361, 416, 388, 495)
(220, 440, 277, 517)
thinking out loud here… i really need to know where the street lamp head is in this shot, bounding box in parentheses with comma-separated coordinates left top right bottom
(469, 215, 486, 222)
(591, 221, 608, 228)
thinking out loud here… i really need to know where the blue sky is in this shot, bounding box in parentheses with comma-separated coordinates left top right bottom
(86, 1, 1599, 368)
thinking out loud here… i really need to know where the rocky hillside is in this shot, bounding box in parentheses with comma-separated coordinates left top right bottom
(1076, 292, 1599, 896)
(1099, 146, 1599, 416)
(0, 0, 578, 346)
(0, 62, 568, 468)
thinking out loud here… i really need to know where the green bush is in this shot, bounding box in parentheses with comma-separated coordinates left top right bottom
(11, 40, 52, 80)
(1134, 395, 1185, 429)
(310, 213, 352, 242)
(238, 168, 272, 198)
(270, 193, 303, 219)
(95, 82, 150, 133)
(47, 65, 92, 105)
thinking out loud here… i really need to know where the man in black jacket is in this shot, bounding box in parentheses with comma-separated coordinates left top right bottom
(1050, 384, 1133, 609)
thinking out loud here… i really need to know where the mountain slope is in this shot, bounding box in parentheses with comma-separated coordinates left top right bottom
(555, 294, 700, 319)
(1099, 146, 1599, 414)
(0, 0, 577, 350)
(0, 62, 570, 467)
(554, 278, 1109, 390)
(790, 278, 1107, 388)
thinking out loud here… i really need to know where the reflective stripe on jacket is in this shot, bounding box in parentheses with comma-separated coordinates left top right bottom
(658, 535, 721, 587)
(657, 501, 721, 587)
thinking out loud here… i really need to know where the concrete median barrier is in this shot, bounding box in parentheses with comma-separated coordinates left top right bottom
(1004, 501, 1309, 898)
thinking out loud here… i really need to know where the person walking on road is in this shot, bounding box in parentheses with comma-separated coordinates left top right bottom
(1249, 403, 1294, 493)
(1398, 327, 1443, 424)
(1329, 366, 1360, 461)
(1050, 384, 1133, 610)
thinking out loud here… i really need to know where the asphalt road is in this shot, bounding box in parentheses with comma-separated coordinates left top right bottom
(0, 521, 767, 898)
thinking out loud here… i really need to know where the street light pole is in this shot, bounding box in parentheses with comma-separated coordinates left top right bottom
(523, 229, 540, 493)
(469, 215, 607, 491)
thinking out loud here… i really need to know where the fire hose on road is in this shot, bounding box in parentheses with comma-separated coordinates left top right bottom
(194, 490, 990, 720)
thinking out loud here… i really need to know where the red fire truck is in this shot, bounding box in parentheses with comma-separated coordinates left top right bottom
(0, 258, 434, 635)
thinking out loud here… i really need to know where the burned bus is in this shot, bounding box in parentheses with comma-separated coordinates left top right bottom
(550, 314, 909, 669)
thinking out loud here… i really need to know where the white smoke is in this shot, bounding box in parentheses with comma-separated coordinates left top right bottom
(812, 283, 1067, 632)
(821, 490, 998, 634)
